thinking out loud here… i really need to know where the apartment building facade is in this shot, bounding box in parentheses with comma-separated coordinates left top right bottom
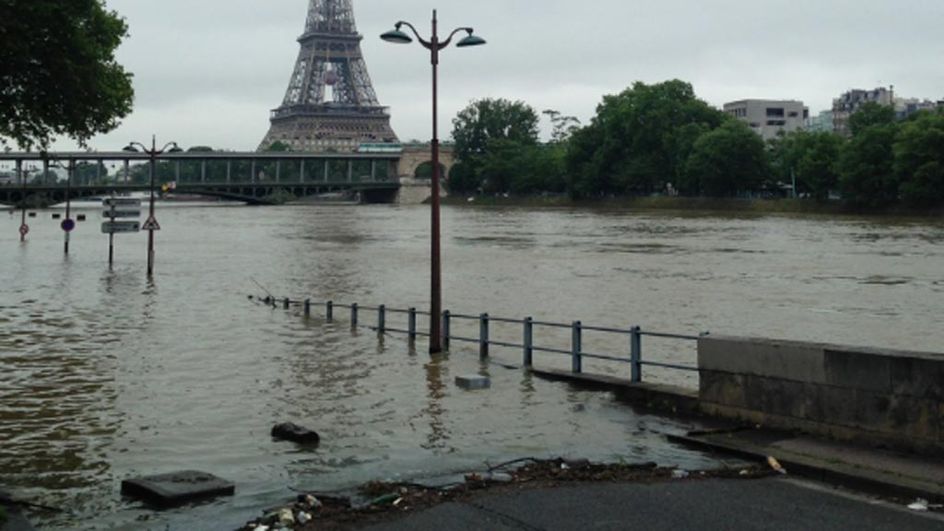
(723, 99, 809, 141)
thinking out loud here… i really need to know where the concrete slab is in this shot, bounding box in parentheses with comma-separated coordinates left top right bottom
(121, 470, 235, 507)
(455, 375, 490, 390)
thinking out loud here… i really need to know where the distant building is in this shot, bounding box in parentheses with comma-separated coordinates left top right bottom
(832, 87, 894, 136)
(723, 99, 809, 141)
(895, 98, 939, 119)
(0, 172, 14, 185)
(831, 86, 942, 135)
(807, 110, 835, 133)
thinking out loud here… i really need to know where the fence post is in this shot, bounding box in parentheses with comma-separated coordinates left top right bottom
(304, 299, 311, 317)
(572, 321, 583, 374)
(523, 317, 534, 368)
(479, 313, 490, 359)
(351, 303, 359, 329)
(442, 310, 451, 351)
(630, 326, 642, 383)
(378, 305, 386, 335)
(326, 300, 334, 322)
(408, 308, 417, 343)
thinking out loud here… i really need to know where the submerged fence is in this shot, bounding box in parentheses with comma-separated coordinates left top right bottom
(265, 296, 704, 384)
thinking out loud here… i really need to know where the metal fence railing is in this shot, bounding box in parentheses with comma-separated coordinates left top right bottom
(263, 296, 704, 384)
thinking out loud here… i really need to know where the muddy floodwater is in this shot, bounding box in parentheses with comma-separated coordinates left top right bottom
(1, 203, 942, 529)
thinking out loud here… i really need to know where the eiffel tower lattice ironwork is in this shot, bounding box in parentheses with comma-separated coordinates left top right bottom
(259, 0, 399, 152)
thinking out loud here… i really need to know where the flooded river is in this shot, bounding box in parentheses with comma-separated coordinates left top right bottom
(1, 203, 942, 529)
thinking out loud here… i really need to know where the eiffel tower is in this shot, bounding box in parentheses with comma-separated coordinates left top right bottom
(259, 0, 399, 152)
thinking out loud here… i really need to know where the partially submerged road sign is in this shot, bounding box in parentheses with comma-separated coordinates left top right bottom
(19, 224, 29, 236)
(103, 197, 142, 208)
(142, 216, 161, 231)
(102, 221, 141, 234)
(61, 218, 76, 232)
(102, 209, 142, 219)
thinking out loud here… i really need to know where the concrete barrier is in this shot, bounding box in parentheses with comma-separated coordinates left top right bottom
(698, 336, 944, 454)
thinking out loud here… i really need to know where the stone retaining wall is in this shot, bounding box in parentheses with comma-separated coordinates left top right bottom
(698, 336, 943, 454)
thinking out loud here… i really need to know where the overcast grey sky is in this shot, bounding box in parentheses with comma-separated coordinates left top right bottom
(70, 0, 944, 151)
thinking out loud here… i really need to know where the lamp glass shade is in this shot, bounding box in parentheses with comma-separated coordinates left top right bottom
(456, 34, 486, 47)
(381, 29, 412, 44)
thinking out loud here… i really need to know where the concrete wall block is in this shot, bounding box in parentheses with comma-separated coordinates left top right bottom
(889, 357, 944, 400)
(699, 370, 748, 408)
(879, 395, 939, 442)
(699, 336, 827, 383)
(744, 376, 814, 420)
(819, 386, 864, 428)
(824, 349, 891, 393)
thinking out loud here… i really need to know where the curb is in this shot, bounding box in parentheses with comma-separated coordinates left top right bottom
(667, 433, 944, 504)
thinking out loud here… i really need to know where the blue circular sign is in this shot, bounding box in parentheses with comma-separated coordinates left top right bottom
(61, 218, 76, 232)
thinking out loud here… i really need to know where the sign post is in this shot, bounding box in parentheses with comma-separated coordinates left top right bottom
(103, 198, 142, 266)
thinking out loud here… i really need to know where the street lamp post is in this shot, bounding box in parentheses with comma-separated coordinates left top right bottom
(124, 136, 180, 277)
(382, 10, 485, 354)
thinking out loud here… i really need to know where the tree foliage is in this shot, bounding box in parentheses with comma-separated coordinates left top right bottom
(894, 110, 944, 205)
(0, 0, 135, 149)
(848, 102, 896, 137)
(450, 99, 545, 195)
(839, 123, 900, 207)
(445, 81, 944, 207)
(565, 80, 727, 197)
(452, 98, 539, 162)
(769, 131, 845, 200)
(683, 121, 770, 197)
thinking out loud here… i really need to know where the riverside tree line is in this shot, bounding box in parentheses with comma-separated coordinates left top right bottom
(447, 80, 944, 208)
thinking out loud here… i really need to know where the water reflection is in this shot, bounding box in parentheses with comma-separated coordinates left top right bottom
(418, 354, 451, 452)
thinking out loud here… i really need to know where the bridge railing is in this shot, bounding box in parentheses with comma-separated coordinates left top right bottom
(264, 297, 703, 386)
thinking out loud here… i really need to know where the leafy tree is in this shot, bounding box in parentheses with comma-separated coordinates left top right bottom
(849, 102, 895, 137)
(0, 0, 134, 149)
(894, 110, 944, 205)
(452, 98, 539, 162)
(839, 123, 899, 206)
(266, 141, 292, 152)
(445, 161, 478, 194)
(683, 121, 770, 197)
(769, 131, 845, 200)
(473, 139, 566, 195)
(543, 110, 581, 144)
(565, 80, 726, 197)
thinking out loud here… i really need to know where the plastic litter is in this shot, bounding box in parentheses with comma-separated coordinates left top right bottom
(370, 493, 400, 506)
(278, 508, 295, 526)
(297, 511, 312, 524)
(908, 499, 929, 511)
(672, 469, 690, 479)
(767, 456, 787, 475)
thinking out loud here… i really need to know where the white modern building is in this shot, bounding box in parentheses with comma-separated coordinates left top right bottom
(723, 100, 809, 141)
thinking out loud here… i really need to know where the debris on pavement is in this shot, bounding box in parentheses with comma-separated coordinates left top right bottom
(236, 458, 776, 530)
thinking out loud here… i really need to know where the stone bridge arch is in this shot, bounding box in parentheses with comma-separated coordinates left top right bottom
(397, 144, 456, 180)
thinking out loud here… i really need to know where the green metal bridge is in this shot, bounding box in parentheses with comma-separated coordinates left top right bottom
(0, 151, 402, 206)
